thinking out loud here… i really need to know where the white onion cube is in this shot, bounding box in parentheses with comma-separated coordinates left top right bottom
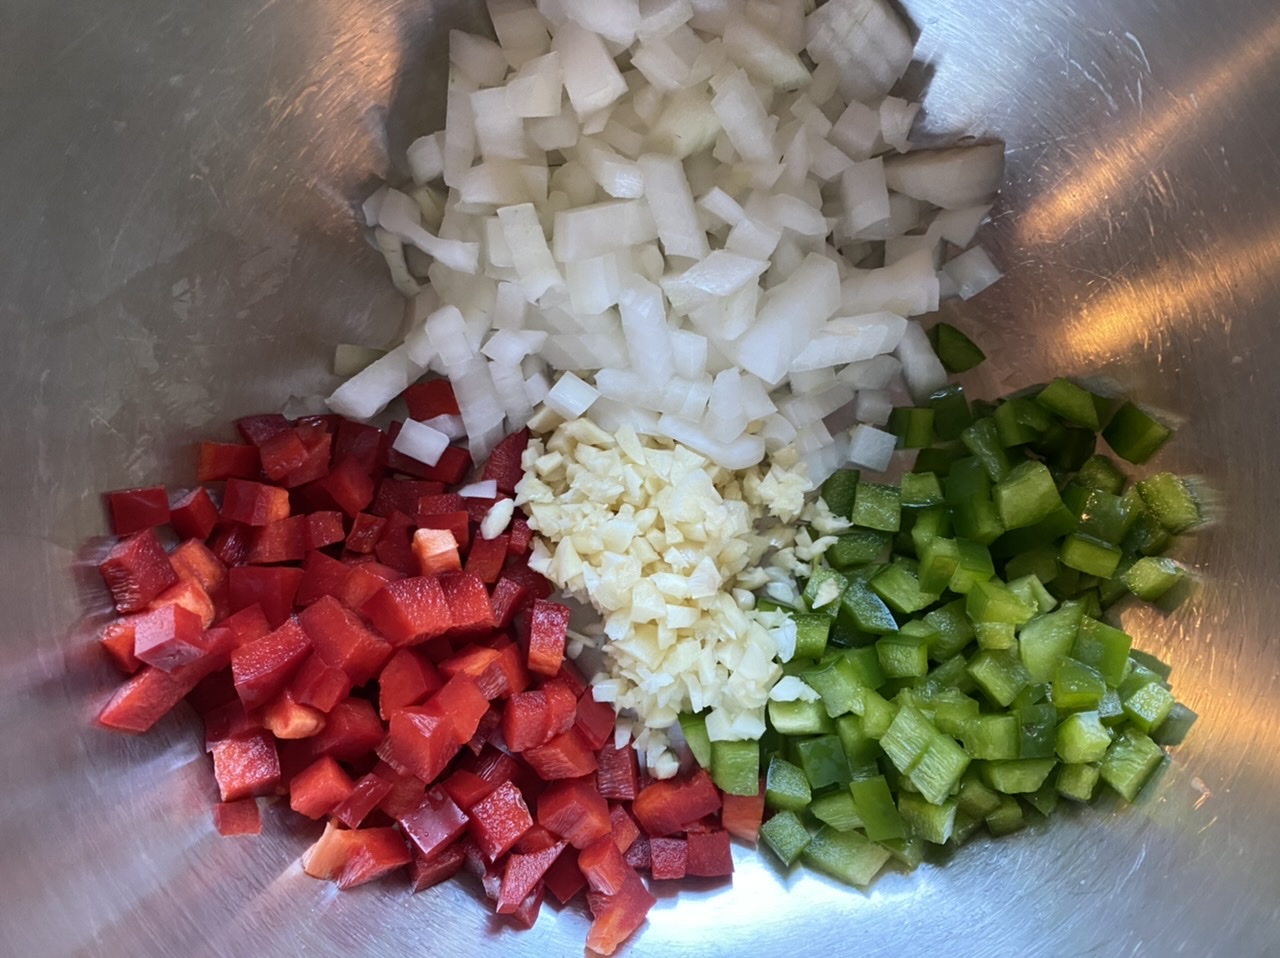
(544, 371, 600, 418)
(848, 422, 897, 472)
(392, 419, 452, 466)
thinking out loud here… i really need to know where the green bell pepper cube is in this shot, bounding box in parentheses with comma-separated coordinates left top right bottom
(980, 758, 1057, 794)
(950, 809, 985, 846)
(975, 621, 1017, 650)
(914, 444, 968, 477)
(961, 417, 1013, 483)
(870, 564, 940, 615)
(1024, 780, 1061, 817)
(1034, 423, 1097, 472)
(854, 688, 897, 738)
(1036, 378, 1102, 430)
(1016, 702, 1059, 759)
(836, 714, 880, 768)
(945, 456, 990, 504)
(897, 792, 959, 844)
(1123, 556, 1185, 601)
(984, 794, 1026, 836)
(852, 480, 902, 532)
(918, 536, 961, 593)
(930, 322, 986, 373)
(890, 406, 936, 449)
(711, 739, 761, 796)
(901, 471, 946, 509)
(917, 654, 975, 695)
(994, 460, 1064, 530)
(679, 712, 712, 768)
(768, 698, 836, 735)
(1056, 710, 1113, 763)
(836, 579, 899, 635)
(802, 826, 893, 887)
(909, 735, 971, 805)
(1100, 728, 1165, 801)
(1136, 472, 1202, 533)
(827, 528, 893, 569)
(791, 613, 832, 661)
(1070, 616, 1132, 687)
(947, 539, 996, 593)
(1151, 701, 1197, 746)
(967, 649, 1031, 707)
(803, 566, 849, 613)
(1097, 688, 1126, 727)
(760, 810, 812, 867)
(879, 705, 937, 773)
(960, 714, 1020, 760)
(876, 631, 931, 678)
(1076, 454, 1127, 495)
(909, 506, 952, 555)
(839, 646, 887, 689)
(993, 396, 1055, 447)
(794, 734, 852, 789)
(924, 599, 977, 660)
(958, 773, 1004, 818)
(1129, 648, 1174, 681)
(1051, 657, 1108, 710)
(802, 660, 862, 719)
(1103, 401, 1173, 464)
(1122, 509, 1173, 557)
(850, 775, 906, 841)
(1007, 573, 1057, 615)
(1118, 660, 1165, 700)
(1062, 484, 1139, 545)
(1060, 533, 1124, 578)
(966, 579, 1037, 626)
(991, 504, 1079, 558)
(1004, 543, 1062, 587)
(928, 384, 973, 441)
(809, 789, 863, 831)
(765, 755, 812, 812)
(821, 468, 861, 518)
(1056, 762, 1101, 802)
(931, 693, 981, 738)
(1122, 681, 1175, 733)
(1011, 681, 1049, 709)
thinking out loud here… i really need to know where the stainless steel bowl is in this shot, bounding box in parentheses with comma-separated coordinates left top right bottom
(4, 0, 1278, 954)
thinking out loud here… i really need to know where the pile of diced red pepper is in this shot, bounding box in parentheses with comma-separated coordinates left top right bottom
(91, 385, 763, 956)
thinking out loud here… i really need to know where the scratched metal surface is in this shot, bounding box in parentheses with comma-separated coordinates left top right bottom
(2, 0, 1278, 954)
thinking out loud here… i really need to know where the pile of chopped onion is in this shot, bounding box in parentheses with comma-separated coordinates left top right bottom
(330, 0, 1005, 484)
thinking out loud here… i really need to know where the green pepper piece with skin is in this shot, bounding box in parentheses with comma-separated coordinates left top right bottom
(930, 322, 986, 373)
(1103, 401, 1173, 465)
(760, 810, 812, 867)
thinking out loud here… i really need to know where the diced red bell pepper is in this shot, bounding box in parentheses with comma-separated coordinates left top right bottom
(585, 869, 657, 957)
(632, 768, 722, 837)
(574, 692, 615, 753)
(420, 509, 472, 554)
(178, 634, 238, 706)
(384, 709, 459, 784)
(467, 746, 521, 790)
(609, 804, 641, 854)
(307, 697, 384, 762)
(399, 786, 471, 859)
(721, 788, 766, 843)
(466, 705, 502, 757)
(335, 561, 404, 611)
(596, 742, 640, 801)
(490, 643, 530, 699)
(283, 432, 332, 489)
(525, 728, 598, 781)
(247, 515, 307, 564)
(513, 823, 561, 854)
(168, 539, 227, 596)
(502, 690, 550, 753)
(579, 834, 631, 895)
(209, 524, 253, 568)
(99, 529, 178, 614)
(374, 511, 418, 574)
(441, 769, 500, 810)
(258, 428, 309, 481)
(468, 781, 533, 862)
(439, 646, 503, 698)
(130, 604, 207, 672)
(237, 414, 293, 445)
(623, 835, 650, 871)
(526, 599, 570, 677)
(103, 485, 170, 536)
(287, 652, 352, 713)
(260, 690, 326, 739)
(489, 576, 530, 631)
(685, 829, 734, 877)
(288, 755, 355, 819)
(213, 798, 262, 836)
(301, 822, 413, 889)
(462, 838, 504, 901)
(317, 457, 376, 517)
(537, 778, 611, 849)
(220, 479, 291, 527)
(482, 428, 530, 494)
(294, 550, 350, 607)
(303, 511, 346, 550)
(335, 419, 386, 475)
(415, 444, 472, 485)
(227, 565, 303, 628)
(403, 379, 460, 420)
(99, 620, 141, 674)
(464, 534, 509, 585)
(542, 680, 579, 741)
(464, 495, 502, 524)
(345, 512, 385, 554)
(508, 516, 533, 556)
(497, 839, 566, 915)
(297, 594, 393, 685)
(169, 488, 220, 541)
(409, 842, 467, 893)
(648, 836, 689, 881)
(544, 846, 587, 904)
(509, 880, 547, 928)
(97, 628, 233, 733)
(211, 729, 280, 801)
(418, 493, 467, 518)
(149, 579, 216, 629)
(333, 772, 396, 828)
(373, 762, 427, 819)
(440, 571, 498, 636)
(197, 441, 261, 482)
(422, 672, 490, 747)
(231, 617, 311, 710)
(361, 576, 451, 647)
(202, 699, 258, 750)
(219, 603, 271, 647)
(412, 527, 462, 577)
(557, 661, 590, 697)
(378, 648, 443, 719)
(370, 479, 444, 519)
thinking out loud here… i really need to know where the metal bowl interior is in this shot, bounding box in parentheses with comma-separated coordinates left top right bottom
(3, 0, 1279, 954)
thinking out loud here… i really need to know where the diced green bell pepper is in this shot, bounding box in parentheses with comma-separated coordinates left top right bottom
(991, 504, 1079, 558)
(793, 734, 852, 789)
(1070, 616, 1132, 687)
(1123, 556, 1185, 601)
(994, 460, 1064, 530)
(879, 705, 936, 773)
(711, 739, 761, 796)
(679, 712, 712, 768)
(900, 471, 946, 509)
(765, 755, 812, 812)
(890, 407, 936, 449)
(836, 579, 899, 635)
(930, 322, 986, 373)
(967, 649, 1031, 707)
(1136, 473, 1201, 533)
(960, 713, 1020, 760)
(1100, 728, 1165, 801)
(1051, 657, 1107, 710)
(1016, 702, 1059, 759)
(801, 826, 893, 887)
(1036, 378, 1102, 431)
(1076, 454, 1127, 495)
(1056, 762, 1101, 802)
(821, 468, 861, 518)
(852, 481, 902, 532)
(1122, 681, 1175, 733)
(980, 758, 1057, 794)
(791, 612, 833, 660)
(1060, 533, 1124, 578)
(897, 792, 958, 844)
(966, 579, 1037, 626)
(961, 417, 1013, 483)
(835, 714, 880, 768)
(1103, 401, 1172, 465)
(768, 698, 836, 735)
(810, 789, 864, 831)
(1056, 710, 1113, 763)
(827, 528, 892, 569)
(870, 564, 939, 615)
(876, 631, 931, 678)
(850, 775, 906, 841)
(804, 566, 850, 613)
(908, 735, 971, 805)
(1004, 543, 1061, 587)
(928, 384, 973, 441)
(958, 773, 1003, 818)
(984, 794, 1026, 836)
(924, 599, 977, 660)
(993, 396, 1054, 447)
(760, 809, 812, 867)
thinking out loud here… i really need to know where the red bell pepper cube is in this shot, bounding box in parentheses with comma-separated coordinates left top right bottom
(258, 428, 309, 481)
(502, 690, 550, 753)
(409, 842, 467, 893)
(149, 579, 216, 629)
(499, 557, 555, 603)
(468, 781, 533, 862)
(464, 534, 509, 584)
(344, 512, 385, 554)
(464, 496, 501, 524)
(441, 769, 500, 810)
(196, 441, 261, 482)
(297, 594, 393, 685)
(227, 566, 303, 628)
(537, 778, 611, 849)
(418, 493, 467, 518)
(237, 413, 293, 445)
(370, 479, 444, 519)
(422, 672, 490, 747)
(202, 698, 257, 751)
(99, 529, 178, 614)
(373, 762, 427, 819)
(585, 869, 656, 957)
(260, 690, 326, 740)
(526, 599, 570, 677)
(466, 746, 521, 791)
(333, 772, 396, 828)
(609, 803, 641, 854)
(247, 515, 307, 564)
(294, 550, 350, 607)
(287, 652, 353, 713)
(384, 708, 460, 784)
(508, 516, 533, 556)
(303, 511, 346, 550)
(307, 697, 384, 762)
(211, 729, 280, 801)
(632, 768, 722, 837)
(335, 561, 404, 611)
(648, 837, 688, 880)
(374, 511, 418, 574)
(99, 620, 141, 674)
(212, 799, 262, 836)
(103, 485, 169, 536)
(489, 576, 530, 631)
(525, 728, 598, 781)
(544, 846, 586, 904)
(412, 528, 462, 577)
(511, 883, 548, 927)
(219, 603, 271, 647)
(378, 648, 443, 719)
(596, 741, 640, 801)
(574, 691, 615, 752)
(462, 838, 504, 901)
(623, 835, 650, 871)
(317, 457, 376, 517)
(489, 643, 530, 699)
(542, 680, 579, 740)
(96, 647, 223, 734)
(335, 419, 386, 475)
(182, 663, 236, 713)
(440, 571, 498, 635)
(361, 576, 451, 647)
(208, 524, 253, 568)
(439, 646, 503, 698)
(230, 617, 312, 710)
(403, 379, 460, 420)
(220, 479, 291, 527)
(130, 604, 207, 672)
(168, 539, 227, 595)
(556, 661, 590, 697)
(481, 428, 530, 495)
(169, 488, 220, 541)
(497, 839, 566, 915)
(415, 444, 472, 485)
(685, 829, 734, 877)
(418, 511, 471, 555)
(288, 755, 355, 819)
(721, 788, 766, 843)
(283, 432, 332, 489)
(513, 823, 561, 854)
(302, 823, 413, 889)
(398, 786, 471, 859)
(466, 705, 503, 757)
(579, 834, 631, 895)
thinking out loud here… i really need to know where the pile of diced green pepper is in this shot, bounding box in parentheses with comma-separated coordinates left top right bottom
(684, 365, 1202, 889)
